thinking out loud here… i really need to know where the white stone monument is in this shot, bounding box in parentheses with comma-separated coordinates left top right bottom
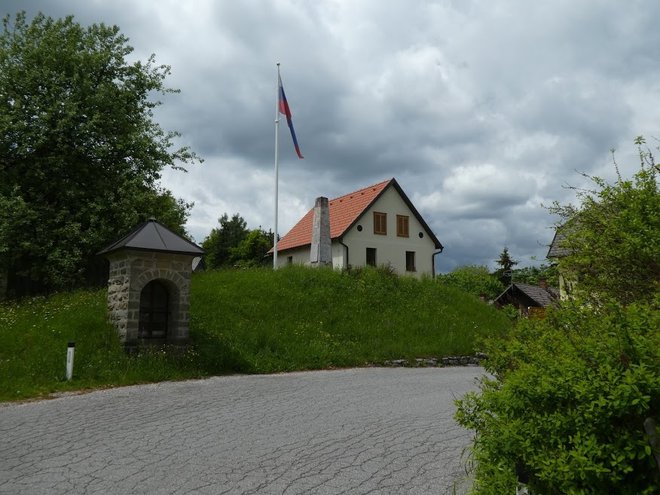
(310, 196, 331, 266)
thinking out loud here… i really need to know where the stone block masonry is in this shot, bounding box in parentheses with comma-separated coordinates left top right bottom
(106, 251, 194, 345)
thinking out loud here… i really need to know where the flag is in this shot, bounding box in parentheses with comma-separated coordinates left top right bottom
(278, 74, 304, 159)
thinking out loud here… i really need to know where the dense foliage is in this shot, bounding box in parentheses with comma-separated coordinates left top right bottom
(511, 263, 558, 286)
(202, 213, 273, 268)
(202, 213, 249, 268)
(0, 12, 199, 295)
(438, 265, 504, 300)
(549, 140, 659, 305)
(230, 228, 273, 267)
(456, 298, 660, 494)
(455, 144, 660, 494)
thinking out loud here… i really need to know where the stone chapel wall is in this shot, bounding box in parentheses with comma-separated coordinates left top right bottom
(106, 251, 193, 345)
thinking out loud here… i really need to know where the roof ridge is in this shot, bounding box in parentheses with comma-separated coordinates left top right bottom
(329, 178, 393, 203)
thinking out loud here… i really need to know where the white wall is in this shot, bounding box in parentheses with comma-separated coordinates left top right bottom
(275, 246, 309, 267)
(341, 186, 438, 277)
(274, 242, 347, 269)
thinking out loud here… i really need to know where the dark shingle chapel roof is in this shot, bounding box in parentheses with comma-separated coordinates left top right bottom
(98, 219, 204, 256)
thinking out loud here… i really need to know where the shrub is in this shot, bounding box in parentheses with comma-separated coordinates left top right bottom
(438, 265, 504, 300)
(455, 144, 660, 494)
(549, 144, 659, 305)
(455, 297, 660, 494)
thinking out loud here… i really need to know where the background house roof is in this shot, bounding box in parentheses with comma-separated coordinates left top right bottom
(495, 282, 559, 307)
(98, 219, 205, 256)
(275, 178, 442, 252)
(547, 219, 582, 259)
(547, 229, 571, 258)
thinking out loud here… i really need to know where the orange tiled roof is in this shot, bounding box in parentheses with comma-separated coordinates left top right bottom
(276, 179, 393, 252)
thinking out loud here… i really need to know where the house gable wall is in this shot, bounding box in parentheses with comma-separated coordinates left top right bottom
(277, 246, 313, 267)
(342, 186, 437, 277)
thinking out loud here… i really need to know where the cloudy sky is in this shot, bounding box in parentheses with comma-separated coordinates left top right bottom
(5, 1, 660, 271)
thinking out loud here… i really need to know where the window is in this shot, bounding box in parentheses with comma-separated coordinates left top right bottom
(287, 256, 293, 265)
(396, 215, 409, 237)
(373, 212, 387, 235)
(405, 251, 416, 272)
(366, 248, 377, 266)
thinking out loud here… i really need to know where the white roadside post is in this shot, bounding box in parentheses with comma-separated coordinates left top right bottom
(66, 342, 75, 381)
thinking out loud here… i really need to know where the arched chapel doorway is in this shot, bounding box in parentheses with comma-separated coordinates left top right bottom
(139, 280, 169, 339)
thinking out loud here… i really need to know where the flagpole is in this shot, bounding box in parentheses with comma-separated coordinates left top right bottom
(273, 63, 281, 269)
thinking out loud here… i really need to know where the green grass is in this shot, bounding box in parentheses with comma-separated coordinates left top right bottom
(0, 290, 204, 401)
(0, 266, 511, 401)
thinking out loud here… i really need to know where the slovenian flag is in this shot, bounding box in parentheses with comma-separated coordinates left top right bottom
(278, 74, 304, 159)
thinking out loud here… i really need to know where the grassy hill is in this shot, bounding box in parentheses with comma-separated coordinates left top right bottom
(0, 266, 511, 401)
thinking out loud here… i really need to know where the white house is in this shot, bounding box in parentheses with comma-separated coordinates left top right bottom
(273, 178, 443, 277)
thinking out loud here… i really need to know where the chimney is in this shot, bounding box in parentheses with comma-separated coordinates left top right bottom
(539, 278, 548, 290)
(310, 196, 331, 266)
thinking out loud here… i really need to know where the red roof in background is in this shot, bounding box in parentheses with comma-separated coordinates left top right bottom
(276, 179, 392, 252)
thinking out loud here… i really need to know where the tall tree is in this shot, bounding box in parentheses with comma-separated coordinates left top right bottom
(202, 214, 249, 269)
(0, 12, 200, 295)
(494, 247, 518, 286)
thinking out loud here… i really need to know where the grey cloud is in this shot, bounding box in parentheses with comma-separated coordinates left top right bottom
(4, 0, 660, 271)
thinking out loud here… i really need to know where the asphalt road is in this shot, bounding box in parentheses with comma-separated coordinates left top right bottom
(0, 367, 483, 494)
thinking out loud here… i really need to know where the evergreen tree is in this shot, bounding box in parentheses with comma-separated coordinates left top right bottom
(494, 247, 518, 286)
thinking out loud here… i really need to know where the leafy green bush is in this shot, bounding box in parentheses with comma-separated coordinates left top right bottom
(438, 265, 504, 300)
(511, 263, 558, 286)
(455, 297, 660, 494)
(456, 145, 660, 493)
(549, 145, 659, 305)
